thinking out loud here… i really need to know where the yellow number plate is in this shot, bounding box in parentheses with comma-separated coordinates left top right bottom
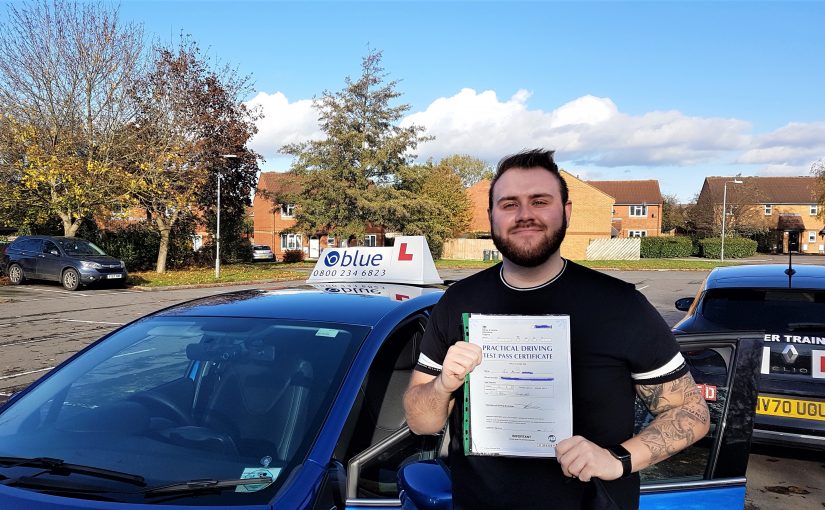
(756, 396, 825, 422)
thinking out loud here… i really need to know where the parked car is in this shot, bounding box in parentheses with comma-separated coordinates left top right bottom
(673, 263, 825, 450)
(252, 245, 276, 262)
(0, 238, 762, 509)
(1, 235, 127, 291)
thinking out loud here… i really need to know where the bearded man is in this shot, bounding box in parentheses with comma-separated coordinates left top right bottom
(403, 149, 709, 510)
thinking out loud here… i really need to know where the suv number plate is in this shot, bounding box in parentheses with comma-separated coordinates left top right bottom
(106, 274, 123, 279)
(757, 396, 825, 422)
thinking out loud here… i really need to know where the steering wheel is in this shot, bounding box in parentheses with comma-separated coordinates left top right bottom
(128, 392, 191, 426)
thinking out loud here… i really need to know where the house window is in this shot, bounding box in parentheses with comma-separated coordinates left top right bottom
(810, 205, 818, 216)
(364, 234, 377, 247)
(628, 230, 647, 237)
(629, 205, 647, 217)
(281, 233, 302, 250)
(327, 235, 335, 246)
(764, 204, 772, 216)
(810, 231, 817, 243)
(280, 204, 295, 218)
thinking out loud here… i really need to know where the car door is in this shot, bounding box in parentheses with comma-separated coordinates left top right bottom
(36, 239, 64, 282)
(14, 238, 42, 277)
(397, 334, 763, 510)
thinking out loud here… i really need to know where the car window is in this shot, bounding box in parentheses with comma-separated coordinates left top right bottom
(56, 238, 106, 256)
(16, 239, 41, 252)
(636, 346, 732, 484)
(700, 288, 825, 330)
(41, 240, 60, 255)
(331, 315, 442, 503)
(0, 316, 369, 506)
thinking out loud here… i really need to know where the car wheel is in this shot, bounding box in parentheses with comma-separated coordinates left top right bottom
(8, 264, 25, 285)
(62, 268, 81, 291)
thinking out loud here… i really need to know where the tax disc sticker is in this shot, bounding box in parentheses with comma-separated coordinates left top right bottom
(315, 328, 339, 338)
(235, 467, 280, 492)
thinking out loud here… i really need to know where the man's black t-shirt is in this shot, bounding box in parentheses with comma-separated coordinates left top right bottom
(415, 260, 687, 510)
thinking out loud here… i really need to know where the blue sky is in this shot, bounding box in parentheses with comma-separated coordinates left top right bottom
(116, 2, 825, 201)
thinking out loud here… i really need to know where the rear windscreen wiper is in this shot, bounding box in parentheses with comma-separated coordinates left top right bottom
(0, 456, 145, 486)
(143, 476, 273, 496)
(787, 322, 825, 331)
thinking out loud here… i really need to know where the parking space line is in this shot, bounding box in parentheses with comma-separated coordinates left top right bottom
(637, 285, 649, 291)
(50, 319, 125, 326)
(0, 367, 54, 381)
(11, 287, 89, 297)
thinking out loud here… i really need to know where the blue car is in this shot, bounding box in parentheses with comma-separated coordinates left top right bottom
(0, 238, 762, 509)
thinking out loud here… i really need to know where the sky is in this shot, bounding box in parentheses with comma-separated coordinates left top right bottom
(65, 2, 825, 201)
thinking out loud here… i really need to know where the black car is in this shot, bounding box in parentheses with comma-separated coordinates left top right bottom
(1, 235, 128, 291)
(673, 263, 825, 450)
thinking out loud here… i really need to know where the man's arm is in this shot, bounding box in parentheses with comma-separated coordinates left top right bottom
(628, 371, 710, 470)
(403, 342, 482, 435)
(556, 371, 710, 481)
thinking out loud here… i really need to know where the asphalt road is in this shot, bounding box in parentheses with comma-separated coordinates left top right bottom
(1, 268, 823, 509)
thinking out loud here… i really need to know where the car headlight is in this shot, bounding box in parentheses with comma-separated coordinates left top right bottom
(80, 261, 102, 270)
(120, 260, 125, 269)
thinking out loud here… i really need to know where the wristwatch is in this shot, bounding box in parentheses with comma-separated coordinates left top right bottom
(606, 444, 632, 478)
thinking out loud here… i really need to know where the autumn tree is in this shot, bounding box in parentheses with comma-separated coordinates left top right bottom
(439, 154, 493, 188)
(389, 162, 471, 256)
(0, 0, 144, 236)
(127, 37, 260, 273)
(279, 50, 430, 242)
(661, 193, 687, 233)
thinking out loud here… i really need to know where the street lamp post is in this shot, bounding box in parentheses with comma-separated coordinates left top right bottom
(720, 178, 743, 261)
(216, 154, 238, 278)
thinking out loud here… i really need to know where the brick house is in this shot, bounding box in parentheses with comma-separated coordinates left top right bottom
(464, 171, 614, 260)
(586, 180, 663, 238)
(695, 176, 825, 254)
(253, 172, 386, 259)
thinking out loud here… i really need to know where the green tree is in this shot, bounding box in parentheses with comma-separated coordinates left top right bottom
(0, 0, 144, 236)
(279, 50, 430, 241)
(390, 162, 471, 257)
(661, 193, 686, 233)
(439, 154, 493, 188)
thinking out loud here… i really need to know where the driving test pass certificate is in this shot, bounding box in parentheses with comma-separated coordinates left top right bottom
(465, 314, 572, 457)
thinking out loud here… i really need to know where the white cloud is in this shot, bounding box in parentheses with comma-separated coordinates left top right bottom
(737, 122, 825, 165)
(245, 91, 321, 162)
(404, 89, 752, 167)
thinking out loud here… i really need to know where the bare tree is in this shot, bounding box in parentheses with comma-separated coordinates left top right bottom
(0, 0, 144, 236)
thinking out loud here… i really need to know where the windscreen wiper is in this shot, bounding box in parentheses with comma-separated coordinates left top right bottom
(143, 476, 274, 496)
(787, 322, 825, 331)
(0, 456, 145, 486)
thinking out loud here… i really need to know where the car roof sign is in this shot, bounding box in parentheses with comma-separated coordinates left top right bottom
(307, 235, 443, 285)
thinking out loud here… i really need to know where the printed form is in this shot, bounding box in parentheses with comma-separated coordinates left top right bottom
(466, 314, 572, 457)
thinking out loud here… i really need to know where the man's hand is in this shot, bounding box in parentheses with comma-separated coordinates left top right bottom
(555, 436, 623, 482)
(437, 342, 483, 393)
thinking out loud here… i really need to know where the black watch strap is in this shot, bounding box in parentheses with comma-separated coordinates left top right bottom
(606, 444, 632, 478)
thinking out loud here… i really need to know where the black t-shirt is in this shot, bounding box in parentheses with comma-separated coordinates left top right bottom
(415, 260, 687, 510)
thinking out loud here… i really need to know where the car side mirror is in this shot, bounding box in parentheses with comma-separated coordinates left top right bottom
(674, 297, 694, 312)
(398, 460, 452, 510)
(50, 250, 59, 256)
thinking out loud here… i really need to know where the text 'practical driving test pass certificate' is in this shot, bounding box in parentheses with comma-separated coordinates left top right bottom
(464, 314, 572, 458)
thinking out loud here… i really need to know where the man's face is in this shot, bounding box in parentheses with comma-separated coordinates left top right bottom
(489, 167, 571, 268)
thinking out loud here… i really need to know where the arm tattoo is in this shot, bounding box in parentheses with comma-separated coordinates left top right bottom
(636, 373, 710, 464)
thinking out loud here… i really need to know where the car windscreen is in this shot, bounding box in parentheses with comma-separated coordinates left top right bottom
(57, 238, 106, 256)
(253, 245, 271, 250)
(700, 288, 825, 331)
(0, 316, 369, 505)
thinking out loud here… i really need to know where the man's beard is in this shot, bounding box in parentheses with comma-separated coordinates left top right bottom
(491, 215, 567, 268)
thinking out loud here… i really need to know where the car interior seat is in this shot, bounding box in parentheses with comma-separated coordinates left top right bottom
(201, 346, 314, 462)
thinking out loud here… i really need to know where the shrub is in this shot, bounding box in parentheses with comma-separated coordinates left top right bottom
(698, 237, 758, 259)
(639, 236, 693, 258)
(95, 219, 196, 271)
(282, 249, 304, 263)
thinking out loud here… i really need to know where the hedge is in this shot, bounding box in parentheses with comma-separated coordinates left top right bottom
(640, 236, 693, 258)
(698, 237, 758, 259)
(282, 249, 305, 263)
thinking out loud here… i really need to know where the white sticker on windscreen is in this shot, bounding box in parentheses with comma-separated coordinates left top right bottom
(235, 467, 280, 492)
(315, 328, 339, 338)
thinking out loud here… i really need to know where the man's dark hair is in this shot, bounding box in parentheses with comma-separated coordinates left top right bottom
(488, 149, 569, 210)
